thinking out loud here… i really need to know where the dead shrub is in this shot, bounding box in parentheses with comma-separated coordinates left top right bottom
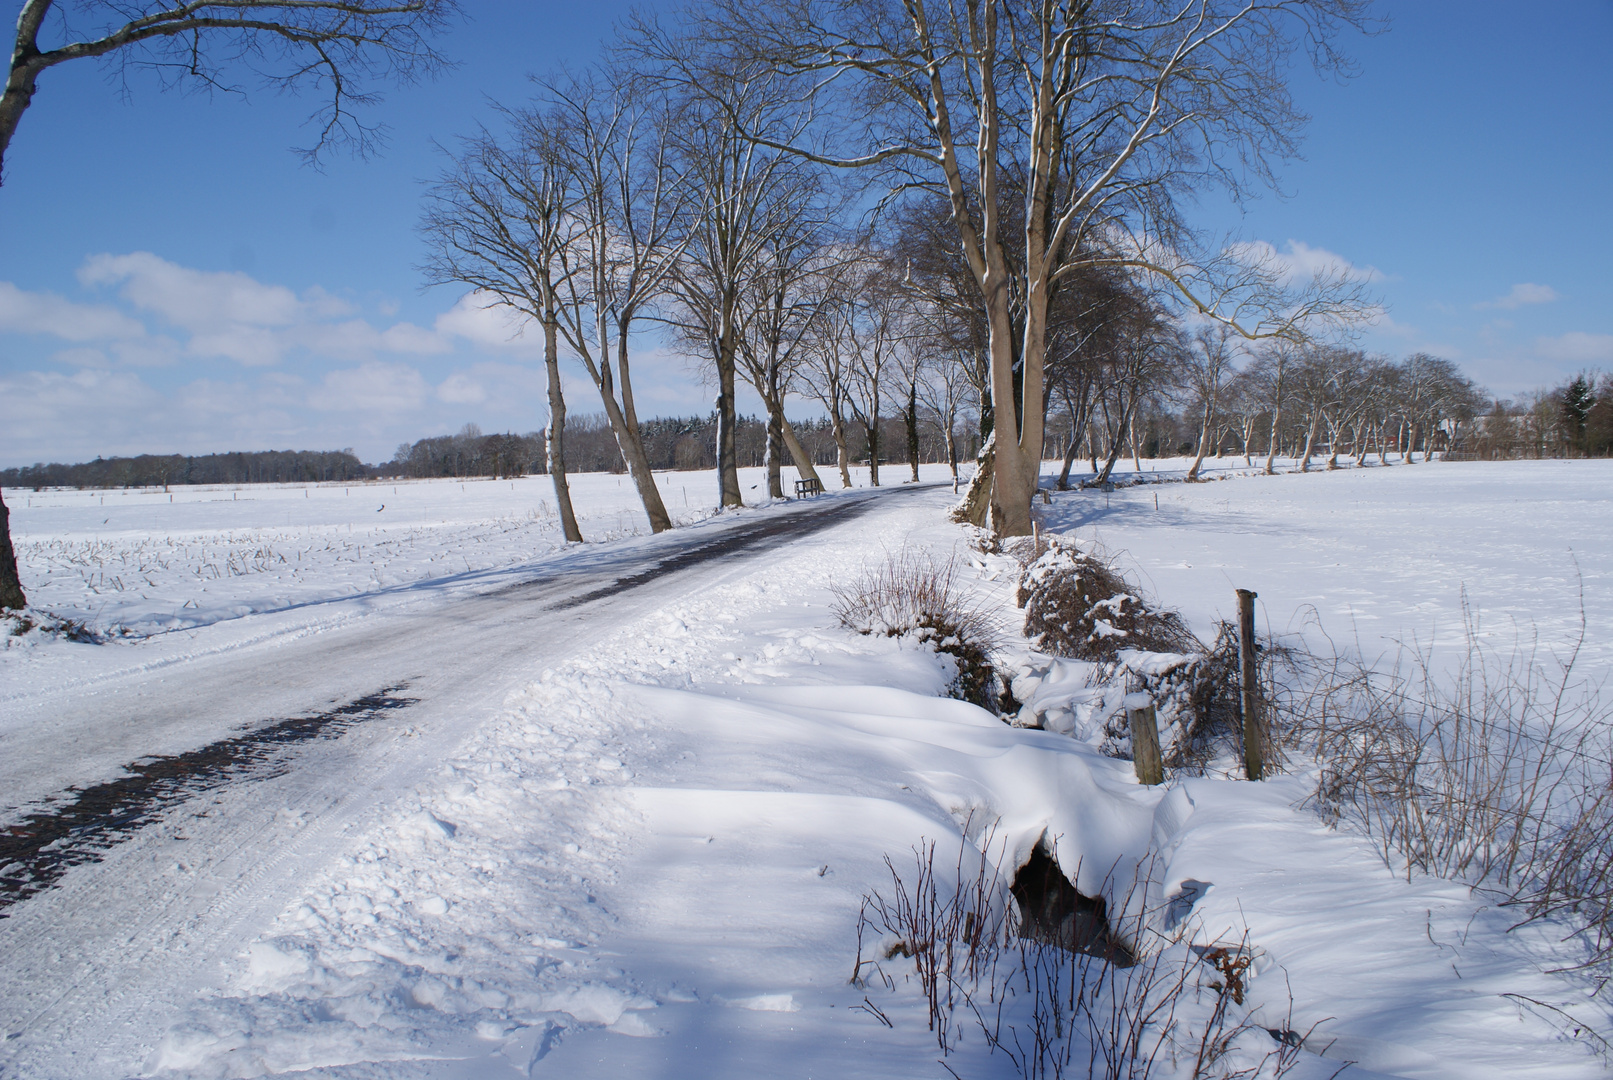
(1283, 596, 1613, 979)
(1018, 540, 1199, 663)
(1, 609, 100, 644)
(853, 839, 1320, 1079)
(832, 549, 1000, 711)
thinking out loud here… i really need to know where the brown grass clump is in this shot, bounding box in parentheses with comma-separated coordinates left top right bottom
(832, 549, 1001, 711)
(1017, 541, 1198, 663)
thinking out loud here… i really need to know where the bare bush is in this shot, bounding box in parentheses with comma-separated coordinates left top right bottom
(832, 549, 1000, 710)
(1018, 541, 1199, 663)
(1282, 599, 1613, 972)
(853, 839, 1319, 1079)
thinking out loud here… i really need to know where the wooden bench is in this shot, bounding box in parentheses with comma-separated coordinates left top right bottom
(794, 477, 824, 498)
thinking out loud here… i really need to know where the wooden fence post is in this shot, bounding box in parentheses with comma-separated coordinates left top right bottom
(1128, 696, 1164, 786)
(1237, 588, 1263, 781)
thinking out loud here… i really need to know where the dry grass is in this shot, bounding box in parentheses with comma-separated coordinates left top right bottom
(832, 549, 1001, 711)
(853, 840, 1324, 1079)
(1279, 596, 1613, 975)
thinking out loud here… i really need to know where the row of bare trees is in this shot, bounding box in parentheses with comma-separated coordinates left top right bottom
(1, 0, 1384, 608)
(412, 0, 1381, 548)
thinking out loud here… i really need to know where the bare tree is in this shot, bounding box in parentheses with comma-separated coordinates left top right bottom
(1247, 343, 1295, 474)
(2, 1, 456, 179)
(545, 73, 684, 532)
(1181, 325, 1242, 481)
(635, 24, 812, 510)
(0, 0, 458, 610)
(916, 345, 973, 482)
(420, 128, 585, 543)
(800, 294, 858, 488)
(733, 204, 838, 497)
(1092, 298, 1182, 485)
(704, 0, 1372, 535)
(844, 261, 906, 488)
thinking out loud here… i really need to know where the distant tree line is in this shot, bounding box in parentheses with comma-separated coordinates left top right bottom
(1446, 372, 1613, 461)
(4, 412, 986, 491)
(550, 414, 977, 476)
(2, 449, 370, 490)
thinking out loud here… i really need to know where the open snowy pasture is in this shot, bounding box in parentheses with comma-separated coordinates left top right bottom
(1037, 457, 1613, 683)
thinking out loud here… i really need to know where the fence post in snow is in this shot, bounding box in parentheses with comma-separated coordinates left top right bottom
(1126, 695, 1164, 786)
(1237, 588, 1264, 781)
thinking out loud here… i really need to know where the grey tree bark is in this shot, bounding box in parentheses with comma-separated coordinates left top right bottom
(542, 319, 584, 543)
(0, 490, 24, 610)
(545, 75, 681, 532)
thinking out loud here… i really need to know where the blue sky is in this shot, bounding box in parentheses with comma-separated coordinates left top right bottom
(1, 0, 1610, 467)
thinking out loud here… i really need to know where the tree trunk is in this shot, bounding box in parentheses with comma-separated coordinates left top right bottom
(829, 409, 852, 488)
(1264, 401, 1283, 475)
(1300, 412, 1321, 472)
(1186, 399, 1214, 482)
(1056, 409, 1089, 490)
(765, 405, 785, 499)
(1129, 412, 1143, 474)
(943, 414, 959, 481)
(951, 431, 994, 527)
(543, 319, 583, 544)
(715, 331, 743, 508)
(0, 2, 51, 182)
(778, 416, 823, 489)
(609, 327, 674, 531)
(751, 367, 822, 489)
(905, 381, 921, 482)
(865, 419, 880, 487)
(0, 488, 25, 610)
(1094, 397, 1137, 486)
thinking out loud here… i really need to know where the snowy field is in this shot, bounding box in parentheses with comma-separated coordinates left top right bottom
(1043, 456, 1613, 680)
(5, 468, 777, 636)
(2, 457, 1609, 1079)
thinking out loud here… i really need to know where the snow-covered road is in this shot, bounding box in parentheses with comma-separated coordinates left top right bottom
(0, 485, 929, 1078)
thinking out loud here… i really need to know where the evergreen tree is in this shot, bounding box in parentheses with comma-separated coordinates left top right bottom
(1560, 374, 1595, 454)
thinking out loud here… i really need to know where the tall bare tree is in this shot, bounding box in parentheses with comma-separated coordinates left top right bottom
(420, 128, 585, 542)
(545, 74, 685, 532)
(844, 258, 908, 487)
(1181, 325, 1242, 481)
(800, 295, 858, 488)
(733, 202, 839, 497)
(632, 21, 813, 510)
(0, 0, 457, 610)
(704, 0, 1372, 534)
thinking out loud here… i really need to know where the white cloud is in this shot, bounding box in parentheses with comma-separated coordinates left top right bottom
(50, 348, 111, 369)
(0, 281, 145, 341)
(311, 362, 431, 413)
(436, 372, 487, 405)
(1478, 283, 1559, 311)
(435, 291, 542, 355)
(1533, 331, 1613, 365)
(80, 252, 317, 330)
(64, 252, 450, 366)
(1225, 239, 1383, 288)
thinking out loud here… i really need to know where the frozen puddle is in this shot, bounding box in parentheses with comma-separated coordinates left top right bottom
(0, 684, 415, 911)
